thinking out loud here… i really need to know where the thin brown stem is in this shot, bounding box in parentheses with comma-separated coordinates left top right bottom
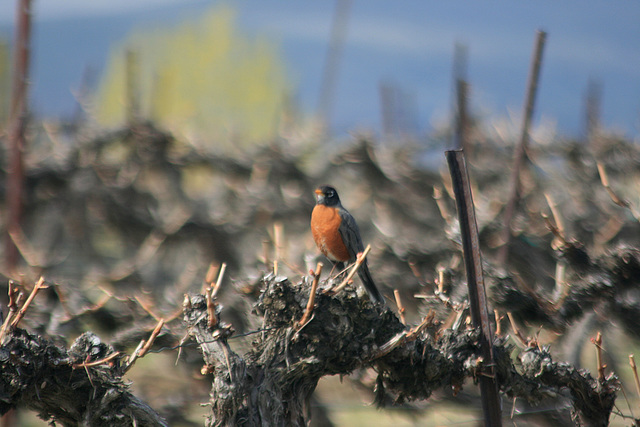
(597, 162, 640, 220)
(72, 352, 121, 369)
(544, 193, 566, 242)
(211, 262, 227, 299)
(594, 332, 605, 382)
(206, 287, 217, 329)
(507, 312, 528, 348)
(331, 244, 371, 295)
(205, 262, 219, 287)
(138, 319, 165, 358)
(630, 354, 640, 399)
(10, 277, 47, 329)
(394, 289, 406, 325)
(494, 309, 503, 337)
(297, 263, 323, 328)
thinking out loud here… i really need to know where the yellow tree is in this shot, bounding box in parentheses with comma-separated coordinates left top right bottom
(96, 6, 288, 147)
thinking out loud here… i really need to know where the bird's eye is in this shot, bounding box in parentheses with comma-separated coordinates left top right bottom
(326, 190, 334, 197)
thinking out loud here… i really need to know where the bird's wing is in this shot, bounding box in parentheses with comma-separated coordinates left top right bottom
(337, 208, 365, 261)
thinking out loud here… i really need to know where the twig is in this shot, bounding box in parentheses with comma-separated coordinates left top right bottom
(0, 281, 21, 341)
(544, 193, 566, 244)
(394, 289, 406, 325)
(597, 162, 640, 220)
(126, 339, 147, 368)
(507, 312, 528, 348)
(72, 351, 121, 369)
(552, 261, 567, 305)
(205, 262, 219, 287)
(297, 263, 323, 328)
(330, 244, 371, 295)
(593, 332, 605, 382)
(494, 309, 503, 337)
(274, 222, 283, 275)
(541, 213, 568, 246)
(374, 311, 435, 359)
(10, 276, 47, 329)
(175, 330, 191, 366)
(211, 262, 227, 299)
(597, 162, 629, 208)
(407, 311, 435, 341)
(206, 287, 217, 329)
(437, 264, 446, 294)
(630, 354, 640, 399)
(138, 318, 165, 358)
(433, 186, 453, 225)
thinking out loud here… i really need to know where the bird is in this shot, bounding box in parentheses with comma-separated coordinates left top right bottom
(310, 185, 384, 304)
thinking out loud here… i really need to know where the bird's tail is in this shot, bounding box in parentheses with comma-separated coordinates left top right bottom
(358, 262, 384, 304)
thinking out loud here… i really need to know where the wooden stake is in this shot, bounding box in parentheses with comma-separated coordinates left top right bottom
(5, 0, 33, 271)
(499, 30, 547, 266)
(446, 149, 502, 425)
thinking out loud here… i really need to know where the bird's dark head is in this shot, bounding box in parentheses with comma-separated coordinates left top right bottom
(314, 185, 341, 206)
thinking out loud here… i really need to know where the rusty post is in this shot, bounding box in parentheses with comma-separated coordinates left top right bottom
(446, 149, 503, 426)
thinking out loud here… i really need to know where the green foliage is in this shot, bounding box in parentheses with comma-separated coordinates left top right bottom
(96, 5, 289, 147)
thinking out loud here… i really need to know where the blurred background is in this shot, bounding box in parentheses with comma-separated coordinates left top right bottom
(0, 0, 639, 140)
(1, 1, 640, 426)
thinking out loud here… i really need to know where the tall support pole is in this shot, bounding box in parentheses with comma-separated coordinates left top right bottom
(499, 30, 547, 266)
(5, 0, 32, 272)
(317, 0, 352, 131)
(446, 149, 503, 426)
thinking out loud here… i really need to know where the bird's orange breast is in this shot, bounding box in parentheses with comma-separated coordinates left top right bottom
(311, 205, 350, 262)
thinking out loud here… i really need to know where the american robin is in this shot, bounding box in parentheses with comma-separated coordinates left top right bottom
(311, 185, 384, 304)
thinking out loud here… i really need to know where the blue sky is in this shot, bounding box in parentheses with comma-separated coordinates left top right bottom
(1, 1, 639, 137)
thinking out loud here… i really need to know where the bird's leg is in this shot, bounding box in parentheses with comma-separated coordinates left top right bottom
(323, 261, 346, 293)
(334, 262, 349, 279)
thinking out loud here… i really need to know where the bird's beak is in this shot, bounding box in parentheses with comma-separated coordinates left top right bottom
(314, 188, 324, 202)
(314, 189, 323, 195)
